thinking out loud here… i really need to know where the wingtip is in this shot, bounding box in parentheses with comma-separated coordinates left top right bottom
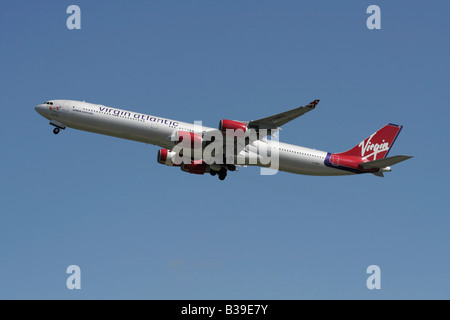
(309, 99, 320, 108)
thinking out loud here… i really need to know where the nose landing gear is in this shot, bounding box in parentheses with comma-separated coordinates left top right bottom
(49, 120, 66, 135)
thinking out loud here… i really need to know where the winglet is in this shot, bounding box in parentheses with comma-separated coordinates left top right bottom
(309, 99, 320, 109)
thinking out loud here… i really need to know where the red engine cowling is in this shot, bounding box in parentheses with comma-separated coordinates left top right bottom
(181, 160, 208, 175)
(174, 131, 203, 149)
(157, 149, 180, 166)
(219, 119, 247, 134)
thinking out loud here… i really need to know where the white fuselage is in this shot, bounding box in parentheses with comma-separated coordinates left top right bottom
(35, 100, 351, 176)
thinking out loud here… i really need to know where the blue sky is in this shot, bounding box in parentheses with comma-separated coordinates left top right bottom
(0, 0, 449, 299)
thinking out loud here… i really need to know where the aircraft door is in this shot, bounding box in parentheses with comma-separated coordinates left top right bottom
(58, 101, 72, 120)
(47, 101, 70, 122)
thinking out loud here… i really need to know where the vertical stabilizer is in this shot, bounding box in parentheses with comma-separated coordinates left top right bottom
(336, 123, 403, 161)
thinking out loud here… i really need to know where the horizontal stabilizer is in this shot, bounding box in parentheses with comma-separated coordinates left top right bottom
(372, 171, 384, 177)
(361, 155, 413, 169)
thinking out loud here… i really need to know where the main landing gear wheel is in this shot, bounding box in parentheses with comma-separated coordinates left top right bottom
(218, 168, 227, 181)
(210, 170, 217, 176)
(53, 128, 60, 135)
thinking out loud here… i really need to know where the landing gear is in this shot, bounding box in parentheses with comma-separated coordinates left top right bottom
(210, 166, 233, 181)
(218, 168, 227, 181)
(49, 120, 66, 135)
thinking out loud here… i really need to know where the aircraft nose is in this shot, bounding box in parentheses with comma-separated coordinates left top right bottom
(35, 104, 45, 115)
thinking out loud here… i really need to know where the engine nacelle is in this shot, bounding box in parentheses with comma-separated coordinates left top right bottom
(157, 149, 180, 166)
(219, 119, 247, 134)
(173, 130, 203, 149)
(181, 161, 208, 175)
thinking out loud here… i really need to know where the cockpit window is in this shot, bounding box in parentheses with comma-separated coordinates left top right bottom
(44, 101, 53, 105)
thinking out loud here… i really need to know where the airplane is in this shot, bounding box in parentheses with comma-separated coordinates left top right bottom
(35, 99, 412, 180)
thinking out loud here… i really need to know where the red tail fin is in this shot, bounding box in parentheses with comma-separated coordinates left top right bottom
(336, 123, 403, 161)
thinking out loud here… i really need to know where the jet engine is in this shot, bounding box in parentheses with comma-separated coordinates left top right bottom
(157, 149, 180, 166)
(181, 161, 208, 175)
(219, 120, 247, 134)
(173, 130, 203, 149)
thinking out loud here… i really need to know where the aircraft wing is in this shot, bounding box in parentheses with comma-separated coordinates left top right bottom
(200, 99, 320, 164)
(248, 99, 320, 129)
